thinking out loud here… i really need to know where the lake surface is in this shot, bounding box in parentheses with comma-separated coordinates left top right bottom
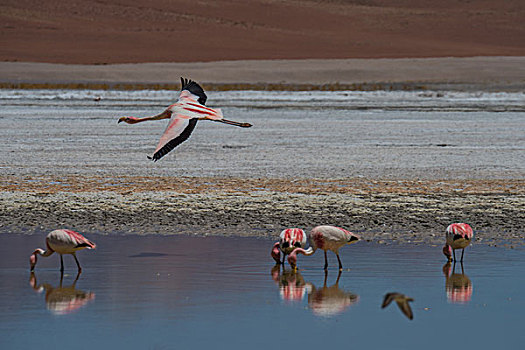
(0, 234, 524, 349)
(0, 89, 524, 179)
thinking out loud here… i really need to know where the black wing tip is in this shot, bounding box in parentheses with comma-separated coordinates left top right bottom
(180, 77, 207, 105)
(75, 242, 91, 248)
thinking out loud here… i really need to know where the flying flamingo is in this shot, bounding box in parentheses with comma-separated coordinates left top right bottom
(118, 77, 252, 161)
(442, 223, 474, 262)
(29, 229, 96, 273)
(287, 225, 361, 271)
(271, 228, 307, 265)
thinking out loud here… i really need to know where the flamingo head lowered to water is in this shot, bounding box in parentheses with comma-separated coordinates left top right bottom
(271, 242, 281, 264)
(442, 245, 453, 262)
(287, 247, 315, 270)
(30, 250, 42, 271)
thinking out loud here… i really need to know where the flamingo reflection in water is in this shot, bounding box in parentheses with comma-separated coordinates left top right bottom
(306, 271, 359, 317)
(272, 267, 359, 317)
(443, 262, 473, 304)
(271, 265, 308, 302)
(29, 272, 95, 315)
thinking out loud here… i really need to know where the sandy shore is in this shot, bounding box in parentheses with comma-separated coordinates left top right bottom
(2, 57, 525, 91)
(1, 175, 523, 248)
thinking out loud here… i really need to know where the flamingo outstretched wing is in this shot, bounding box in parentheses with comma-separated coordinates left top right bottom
(148, 78, 207, 162)
(149, 116, 198, 161)
(179, 77, 207, 105)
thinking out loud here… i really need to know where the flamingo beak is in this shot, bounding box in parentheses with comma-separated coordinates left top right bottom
(117, 117, 126, 124)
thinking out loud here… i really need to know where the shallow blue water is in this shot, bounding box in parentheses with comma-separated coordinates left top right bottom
(0, 234, 524, 349)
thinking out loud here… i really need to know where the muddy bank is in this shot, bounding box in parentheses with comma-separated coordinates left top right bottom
(1, 176, 523, 248)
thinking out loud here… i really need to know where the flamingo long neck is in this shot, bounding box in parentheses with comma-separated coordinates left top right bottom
(287, 247, 315, 268)
(293, 246, 315, 257)
(271, 242, 281, 263)
(124, 116, 142, 124)
(126, 115, 160, 124)
(35, 248, 54, 257)
(122, 109, 171, 124)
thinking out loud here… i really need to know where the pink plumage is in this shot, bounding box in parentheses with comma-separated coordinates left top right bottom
(270, 228, 307, 265)
(271, 242, 281, 264)
(280, 228, 306, 254)
(288, 225, 361, 271)
(117, 77, 252, 162)
(61, 229, 96, 249)
(443, 223, 474, 262)
(30, 229, 96, 272)
(443, 262, 473, 304)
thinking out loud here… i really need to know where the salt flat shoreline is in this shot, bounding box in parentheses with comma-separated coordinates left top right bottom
(1, 175, 523, 248)
(2, 57, 525, 91)
(1, 61, 523, 246)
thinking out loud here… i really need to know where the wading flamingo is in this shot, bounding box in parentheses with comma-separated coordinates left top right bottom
(287, 225, 361, 271)
(29, 229, 96, 273)
(442, 223, 474, 262)
(270, 228, 306, 265)
(381, 292, 414, 320)
(118, 77, 252, 161)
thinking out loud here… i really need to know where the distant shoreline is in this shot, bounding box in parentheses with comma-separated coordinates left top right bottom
(2, 57, 525, 91)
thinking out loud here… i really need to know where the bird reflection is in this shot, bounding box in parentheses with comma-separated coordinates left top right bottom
(29, 272, 95, 315)
(271, 267, 359, 316)
(381, 292, 414, 320)
(443, 262, 473, 304)
(306, 271, 359, 317)
(271, 265, 308, 302)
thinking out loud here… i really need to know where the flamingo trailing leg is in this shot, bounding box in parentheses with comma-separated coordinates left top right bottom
(30, 229, 96, 273)
(287, 225, 361, 271)
(118, 77, 252, 161)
